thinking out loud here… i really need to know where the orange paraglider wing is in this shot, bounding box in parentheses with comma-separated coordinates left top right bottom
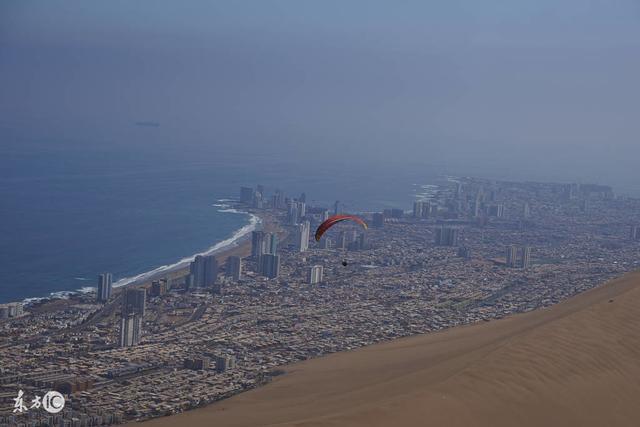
(314, 214, 368, 241)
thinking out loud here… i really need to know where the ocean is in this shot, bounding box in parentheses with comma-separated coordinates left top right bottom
(0, 135, 434, 304)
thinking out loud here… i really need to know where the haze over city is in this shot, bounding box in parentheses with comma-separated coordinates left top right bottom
(2, 2, 640, 427)
(2, 1, 640, 190)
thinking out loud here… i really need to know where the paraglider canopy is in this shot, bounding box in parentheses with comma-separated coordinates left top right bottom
(314, 214, 368, 241)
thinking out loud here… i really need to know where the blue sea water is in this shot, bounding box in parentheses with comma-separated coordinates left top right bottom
(0, 134, 434, 303)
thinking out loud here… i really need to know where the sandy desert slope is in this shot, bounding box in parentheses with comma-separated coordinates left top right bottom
(140, 271, 640, 427)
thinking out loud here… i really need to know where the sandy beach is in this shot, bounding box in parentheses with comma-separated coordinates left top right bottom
(139, 271, 640, 427)
(117, 210, 284, 291)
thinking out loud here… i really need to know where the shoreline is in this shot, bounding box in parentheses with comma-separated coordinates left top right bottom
(18, 203, 272, 307)
(111, 207, 262, 290)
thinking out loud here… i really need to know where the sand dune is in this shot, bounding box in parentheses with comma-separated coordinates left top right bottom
(141, 271, 640, 427)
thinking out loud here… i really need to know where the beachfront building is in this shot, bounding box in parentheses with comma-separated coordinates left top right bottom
(122, 288, 146, 316)
(226, 256, 242, 282)
(150, 279, 168, 297)
(97, 273, 113, 302)
(239, 186, 254, 204)
(267, 233, 278, 254)
(251, 231, 265, 258)
(0, 303, 23, 319)
(190, 255, 219, 288)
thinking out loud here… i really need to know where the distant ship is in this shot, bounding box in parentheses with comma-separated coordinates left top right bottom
(135, 121, 160, 127)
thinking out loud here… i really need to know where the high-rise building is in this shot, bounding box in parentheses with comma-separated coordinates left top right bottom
(185, 274, 196, 290)
(455, 182, 463, 199)
(630, 226, 640, 240)
(119, 314, 142, 347)
(473, 200, 481, 217)
(215, 355, 236, 372)
(563, 183, 580, 201)
(267, 233, 278, 255)
(295, 221, 310, 252)
(150, 279, 167, 297)
(357, 232, 368, 250)
(523, 202, 531, 219)
(457, 247, 472, 260)
(321, 210, 330, 221)
(334, 200, 340, 215)
(435, 227, 459, 246)
(240, 187, 254, 204)
(319, 237, 332, 249)
(259, 254, 280, 279)
(0, 303, 24, 318)
(372, 213, 384, 228)
(348, 232, 368, 251)
(251, 231, 266, 258)
(423, 201, 434, 218)
(287, 202, 299, 225)
(413, 201, 424, 218)
(122, 288, 146, 316)
(271, 190, 285, 210)
(204, 256, 219, 286)
(97, 273, 112, 303)
(297, 201, 306, 219)
(505, 246, 518, 268)
(487, 204, 505, 218)
(391, 208, 404, 219)
(226, 256, 242, 281)
(252, 192, 263, 209)
(184, 357, 210, 371)
(190, 255, 218, 288)
(435, 227, 444, 245)
(337, 231, 348, 249)
(307, 265, 324, 284)
(520, 247, 532, 269)
(580, 199, 589, 214)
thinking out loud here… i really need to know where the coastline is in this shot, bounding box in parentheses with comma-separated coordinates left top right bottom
(115, 207, 284, 292)
(111, 207, 262, 290)
(20, 203, 273, 307)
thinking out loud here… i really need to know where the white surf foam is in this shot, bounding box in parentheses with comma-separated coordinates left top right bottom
(112, 210, 261, 288)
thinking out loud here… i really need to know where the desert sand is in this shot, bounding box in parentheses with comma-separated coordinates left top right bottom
(140, 271, 640, 427)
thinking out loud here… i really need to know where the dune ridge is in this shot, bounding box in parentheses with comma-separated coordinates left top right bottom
(141, 271, 640, 427)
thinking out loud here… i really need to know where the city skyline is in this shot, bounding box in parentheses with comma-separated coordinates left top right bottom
(4, 175, 640, 424)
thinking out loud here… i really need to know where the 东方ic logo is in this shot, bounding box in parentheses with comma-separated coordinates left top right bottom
(13, 389, 65, 414)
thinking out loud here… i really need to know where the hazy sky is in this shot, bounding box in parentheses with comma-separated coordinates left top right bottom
(2, 1, 640, 189)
